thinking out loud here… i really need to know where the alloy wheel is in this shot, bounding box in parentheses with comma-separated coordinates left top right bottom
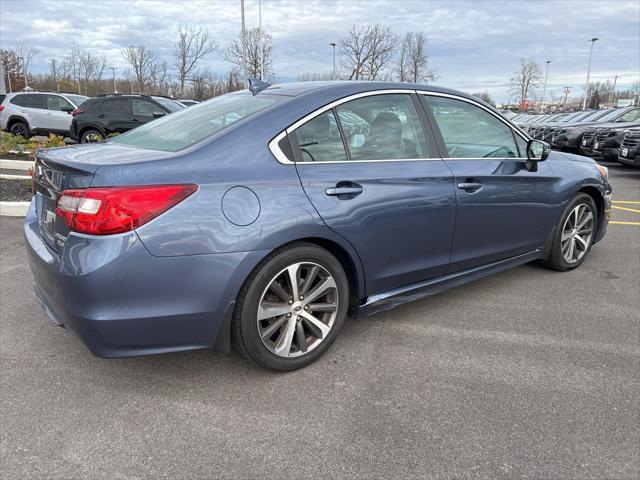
(561, 203, 594, 264)
(11, 124, 26, 137)
(257, 262, 339, 358)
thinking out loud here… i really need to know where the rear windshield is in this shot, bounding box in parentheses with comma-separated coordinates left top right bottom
(111, 92, 279, 152)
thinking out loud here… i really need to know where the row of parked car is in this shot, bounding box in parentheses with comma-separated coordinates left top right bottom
(510, 106, 640, 168)
(0, 90, 199, 143)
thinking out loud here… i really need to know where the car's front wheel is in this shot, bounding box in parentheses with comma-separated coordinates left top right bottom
(233, 243, 350, 371)
(544, 193, 598, 271)
(9, 120, 29, 139)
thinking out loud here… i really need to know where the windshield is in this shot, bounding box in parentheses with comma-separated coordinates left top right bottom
(571, 111, 597, 122)
(152, 96, 185, 112)
(111, 92, 279, 152)
(595, 109, 624, 122)
(64, 94, 88, 107)
(615, 108, 640, 123)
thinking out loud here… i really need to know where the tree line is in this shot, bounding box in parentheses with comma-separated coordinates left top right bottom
(1, 23, 439, 100)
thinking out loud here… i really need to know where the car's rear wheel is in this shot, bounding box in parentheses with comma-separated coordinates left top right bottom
(80, 129, 105, 143)
(233, 243, 349, 371)
(9, 120, 29, 139)
(544, 193, 597, 271)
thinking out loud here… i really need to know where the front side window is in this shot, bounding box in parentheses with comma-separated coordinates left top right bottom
(46, 95, 72, 111)
(426, 96, 519, 158)
(111, 92, 278, 152)
(294, 110, 347, 162)
(336, 94, 428, 160)
(132, 98, 159, 117)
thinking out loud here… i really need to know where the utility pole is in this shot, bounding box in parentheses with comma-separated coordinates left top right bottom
(259, 0, 264, 80)
(241, 0, 247, 86)
(110, 67, 117, 94)
(563, 86, 572, 107)
(609, 75, 617, 104)
(6, 69, 12, 93)
(18, 56, 28, 88)
(541, 60, 551, 112)
(330, 42, 336, 80)
(582, 37, 599, 110)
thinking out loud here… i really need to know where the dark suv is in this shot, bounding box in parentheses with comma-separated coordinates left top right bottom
(70, 94, 184, 143)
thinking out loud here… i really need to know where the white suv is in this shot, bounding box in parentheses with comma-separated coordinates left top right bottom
(0, 91, 88, 138)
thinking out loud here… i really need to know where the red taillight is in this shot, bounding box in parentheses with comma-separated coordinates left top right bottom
(56, 184, 197, 235)
(0, 105, 4, 112)
(71, 107, 84, 117)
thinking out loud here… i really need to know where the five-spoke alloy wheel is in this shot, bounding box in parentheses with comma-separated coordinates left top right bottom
(233, 243, 349, 371)
(545, 193, 598, 271)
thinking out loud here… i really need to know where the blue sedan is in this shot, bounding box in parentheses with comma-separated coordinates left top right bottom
(26, 81, 612, 370)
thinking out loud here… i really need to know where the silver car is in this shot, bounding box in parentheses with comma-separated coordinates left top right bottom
(0, 91, 88, 138)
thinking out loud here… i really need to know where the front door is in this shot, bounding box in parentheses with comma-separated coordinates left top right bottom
(291, 92, 456, 295)
(421, 94, 557, 273)
(45, 95, 74, 132)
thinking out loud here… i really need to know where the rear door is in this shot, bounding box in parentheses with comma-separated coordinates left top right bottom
(102, 97, 134, 133)
(18, 94, 48, 129)
(420, 93, 557, 273)
(290, 91, 456, 295)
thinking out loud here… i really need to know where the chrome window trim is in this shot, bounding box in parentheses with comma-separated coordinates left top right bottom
(267, 88, 533, 165)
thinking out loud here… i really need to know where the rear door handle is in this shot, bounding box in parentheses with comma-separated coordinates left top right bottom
(457, 182, 482, 191)
(97, 114, 105, 118)
(325, 182, 363, 198)
(326, 186, 363, 196)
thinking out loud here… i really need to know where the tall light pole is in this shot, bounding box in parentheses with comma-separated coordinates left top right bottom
(110, 67, 117, 94)
(258, 0, 264, 80)
(240, 0, 247, 85)
(330, 42, 336, 80)
(582, 37, 599, 110)
(541, 60, 551, 112)
(18, 56, 28, 88)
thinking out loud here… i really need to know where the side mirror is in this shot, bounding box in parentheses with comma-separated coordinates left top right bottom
(61, 106, 74, 114)
(525, 139, 550, 172)
(152, 111, 166, 118)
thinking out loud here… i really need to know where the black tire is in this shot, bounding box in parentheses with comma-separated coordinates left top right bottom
(233, 242, 350, 371)
(80, 129, 105, 143)
(9, 120, 29, 139)
(544, 193, 598, 272)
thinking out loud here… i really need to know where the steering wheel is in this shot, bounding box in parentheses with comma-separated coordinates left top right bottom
(300, 147, 316, 162)
(483, 146, 514, 158)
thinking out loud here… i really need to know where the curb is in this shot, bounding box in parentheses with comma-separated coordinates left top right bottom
(0, 201, 30, 217)
(0, 159, 34, 170)
(0, 174, 31, 180)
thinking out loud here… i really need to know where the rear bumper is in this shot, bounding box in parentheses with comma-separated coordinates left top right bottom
(24, 202, 266, 358)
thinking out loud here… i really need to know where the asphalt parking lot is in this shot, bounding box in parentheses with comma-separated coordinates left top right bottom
(1, 160, 638, 480)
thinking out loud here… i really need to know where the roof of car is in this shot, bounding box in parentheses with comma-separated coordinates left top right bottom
(260, 81, 478, 102)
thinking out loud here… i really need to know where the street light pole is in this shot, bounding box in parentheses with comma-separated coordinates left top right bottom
(110, 67, 117, 94)
(258, 0, 264, 81)
(330, 42, 336, 80)
(240, 0, 247, 86)
(541, 60, 551, 112)
(582, 37, 599, 111)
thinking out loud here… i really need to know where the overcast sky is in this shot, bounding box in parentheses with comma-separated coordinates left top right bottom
(1, 0, 639, 102)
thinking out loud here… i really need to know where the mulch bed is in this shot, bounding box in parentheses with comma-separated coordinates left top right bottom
(0, 177, 33, 202)
(1, 152, 32, 161)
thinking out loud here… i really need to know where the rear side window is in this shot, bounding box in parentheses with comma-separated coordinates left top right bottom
(103, 98, 130, 117)
(426, 96, 519, 159)
(111, 93, 278, 152)
(82, 99, 102, 113)
(295, 110, 347, 162)
(11, 94, 46, 109)
(335, 94, 428, 160)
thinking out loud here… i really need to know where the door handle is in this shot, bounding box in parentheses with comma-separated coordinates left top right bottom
(457, 182, 482, 191)
(325, 183, 363, 198)
(97, 114, 105, 118)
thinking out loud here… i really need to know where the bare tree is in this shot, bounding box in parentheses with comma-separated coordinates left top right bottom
(297, 71, 335, 82)
(397, 32, 436, 83)
(122, 45, 156, 92)
(340, 24, 398, 80)
(174, 26, 218, 96)
(49, 58, 59, 91)
(78, 51, 105, 95)
(225, 27, 273, 80)
(510, 59, 543, 107)
(14, 41, 40, 79)
(149, 61, 169, 95)
(471, 91, 496, 107)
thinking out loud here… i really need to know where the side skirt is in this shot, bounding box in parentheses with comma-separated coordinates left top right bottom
(355, 249, 545, 318)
